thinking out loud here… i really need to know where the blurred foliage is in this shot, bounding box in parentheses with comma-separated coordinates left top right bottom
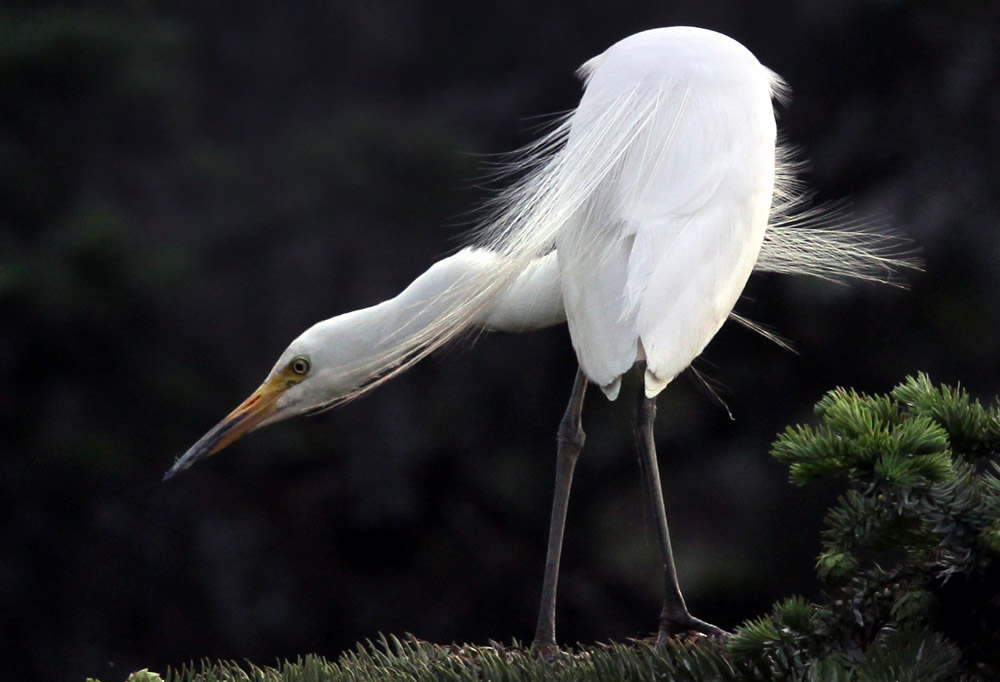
(3, 2, 1000, 681)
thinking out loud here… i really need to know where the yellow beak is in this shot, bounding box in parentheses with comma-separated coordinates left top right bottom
(163, 375, 290, 480)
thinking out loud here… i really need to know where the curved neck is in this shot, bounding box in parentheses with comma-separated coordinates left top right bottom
(306, 249, 565, 399)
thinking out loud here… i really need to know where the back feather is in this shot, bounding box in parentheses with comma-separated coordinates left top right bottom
(326, 39, 916, 407)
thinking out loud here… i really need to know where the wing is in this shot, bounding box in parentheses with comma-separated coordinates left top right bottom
(557, 27, 781, 398)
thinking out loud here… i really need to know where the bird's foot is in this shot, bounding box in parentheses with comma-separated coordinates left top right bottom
(655, 613, 729, 647)
(531, 638, 561, 661)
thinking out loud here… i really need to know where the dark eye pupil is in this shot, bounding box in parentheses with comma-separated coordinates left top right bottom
(293, 359, 309, 374)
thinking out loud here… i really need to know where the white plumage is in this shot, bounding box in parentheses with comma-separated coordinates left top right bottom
(166, 26, 911, 647)
(554, 28, 781, 397)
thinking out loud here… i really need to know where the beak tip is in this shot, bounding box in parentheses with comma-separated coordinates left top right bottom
(163, 444, 210, 482)
(166, 381, 282, 483)
(162, 457, 191, 481)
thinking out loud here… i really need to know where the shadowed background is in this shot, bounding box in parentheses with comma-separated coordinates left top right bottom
(2, 1, 999, 680)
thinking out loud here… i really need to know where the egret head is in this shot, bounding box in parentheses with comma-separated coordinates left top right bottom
(163, 322, 344, 480)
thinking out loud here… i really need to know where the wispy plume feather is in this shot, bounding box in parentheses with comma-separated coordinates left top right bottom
(321, 65, 916, 409)
(757, 144, 919, 284)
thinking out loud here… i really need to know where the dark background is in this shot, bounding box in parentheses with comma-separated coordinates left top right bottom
(2, 1, 999, 680)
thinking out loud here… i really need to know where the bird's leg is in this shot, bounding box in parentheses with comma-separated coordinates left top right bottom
(633, 383, 727, 644)
(532, 367, 588, 655)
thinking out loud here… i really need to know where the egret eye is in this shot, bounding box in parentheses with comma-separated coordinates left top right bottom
(290, 356, 311, 376)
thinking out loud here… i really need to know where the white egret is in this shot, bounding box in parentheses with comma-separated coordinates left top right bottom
(165, 27, 909, 649)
